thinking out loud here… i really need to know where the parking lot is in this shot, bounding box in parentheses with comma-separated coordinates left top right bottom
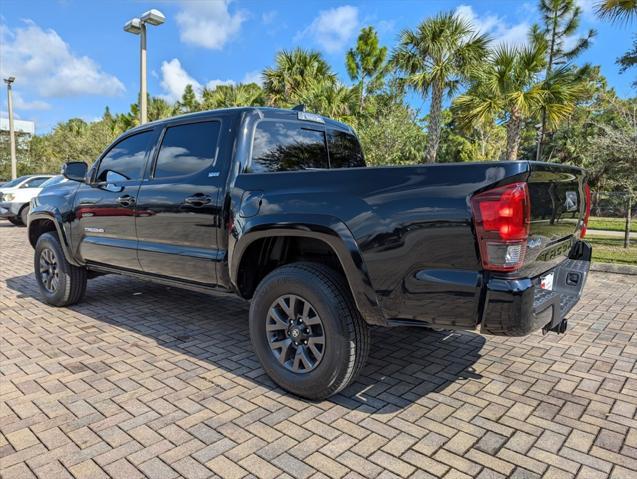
(1, 221, 636, 479)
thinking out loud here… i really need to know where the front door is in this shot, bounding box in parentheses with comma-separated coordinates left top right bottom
(135, 119, 223, 284)
(73, 129, 156, 270)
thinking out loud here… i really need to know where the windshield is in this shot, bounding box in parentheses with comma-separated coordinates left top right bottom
(40, 175, 66, 188)
(2, 176, 30, 188)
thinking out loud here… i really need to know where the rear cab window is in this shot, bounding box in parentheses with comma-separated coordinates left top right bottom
(327, 129, 365, 168)
(248, 121, 329, 173)
(154, 121, 221, 178)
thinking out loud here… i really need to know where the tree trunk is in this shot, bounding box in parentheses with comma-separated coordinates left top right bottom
(424, 80, 443, 163)
(505, 111, 522, 160)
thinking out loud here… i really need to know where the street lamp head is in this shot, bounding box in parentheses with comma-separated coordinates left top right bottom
(124, 18, 142, 34)
(4, 77, 15, 85)
(141, 9, 165, 26)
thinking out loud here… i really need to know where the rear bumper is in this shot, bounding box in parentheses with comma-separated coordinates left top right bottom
(480, 241, 591, 336)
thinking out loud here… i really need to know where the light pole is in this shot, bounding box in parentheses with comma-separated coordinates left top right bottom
(124, 9, 165, 125)
(3, 76, 17, 180)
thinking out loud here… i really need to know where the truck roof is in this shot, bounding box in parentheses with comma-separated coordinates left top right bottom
(127, 107, 354, 135)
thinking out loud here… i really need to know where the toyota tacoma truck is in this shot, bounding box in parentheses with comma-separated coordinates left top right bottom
(28, 107, 591, 399)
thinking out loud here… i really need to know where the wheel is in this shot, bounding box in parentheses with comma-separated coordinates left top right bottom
(19, 205, 29, 226)
(34, 232, 87, 307)
(8, 217, 23, 226)
(249, 262, 370, 400)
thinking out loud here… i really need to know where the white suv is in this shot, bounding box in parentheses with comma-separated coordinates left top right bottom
(0, 175, 54, 226)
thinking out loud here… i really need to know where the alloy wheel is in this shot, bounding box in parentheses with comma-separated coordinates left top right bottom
(39, 248, 60, 293)
(266, 294, 325, 373)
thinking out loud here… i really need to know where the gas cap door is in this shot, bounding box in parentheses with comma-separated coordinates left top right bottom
(239, 190, 263, 218)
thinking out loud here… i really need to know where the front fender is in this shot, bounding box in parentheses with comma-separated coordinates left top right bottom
(230, 213, 386, 326)
(28, 209, 82, 267)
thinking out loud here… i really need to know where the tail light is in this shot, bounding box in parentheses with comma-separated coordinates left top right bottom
(471, 182, 530, 272)
(581, 184, 591, 239)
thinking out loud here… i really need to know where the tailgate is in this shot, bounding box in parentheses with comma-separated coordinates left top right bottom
(521, 162, 587, 278)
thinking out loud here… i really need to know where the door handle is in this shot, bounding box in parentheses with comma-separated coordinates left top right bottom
(117, 195, 136, 207)
(184, 194, 212, 207)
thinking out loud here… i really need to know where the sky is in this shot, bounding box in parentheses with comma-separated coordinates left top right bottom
(0, 0, 635, 134)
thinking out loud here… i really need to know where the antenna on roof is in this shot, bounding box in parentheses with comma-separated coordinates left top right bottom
(292, 104, 306, 112)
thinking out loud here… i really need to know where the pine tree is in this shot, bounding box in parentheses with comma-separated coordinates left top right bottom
(346, 27, 387, 109)
(535, 0, 596, 160)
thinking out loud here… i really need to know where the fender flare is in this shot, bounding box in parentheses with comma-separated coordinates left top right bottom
(28, 211, 82, 267)
(229, 213, 386, 326)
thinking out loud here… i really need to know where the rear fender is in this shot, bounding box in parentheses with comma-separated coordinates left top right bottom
(230, 213, 386, 326)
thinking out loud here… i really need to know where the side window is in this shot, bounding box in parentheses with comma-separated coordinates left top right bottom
(154, 121, 221, 178)
(327, 130, 365, 168)
(22, 177, 50, 188)
(249, 121, 328, 173)
(96, 131, 153, 182)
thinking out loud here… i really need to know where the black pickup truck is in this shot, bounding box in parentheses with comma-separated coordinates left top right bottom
(28, 107, 592, 399)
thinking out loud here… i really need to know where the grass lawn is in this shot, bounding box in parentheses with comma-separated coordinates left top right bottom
(588, 216, 636, 232)
(587, 235, 637, 265)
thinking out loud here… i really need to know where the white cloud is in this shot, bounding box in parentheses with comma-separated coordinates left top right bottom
(298, 5, 359, 53)
(455, 5, 530, 48)
(176, 0, 246, 50)
(242, 70, 263, 85)
(160, 58, 202, 102)
(0, 20, 125, 98)
(13, 92, 51, 111)
(159, 59, 235, 102)
(262, 10, 277, 25)
(205, 79, 235, 90)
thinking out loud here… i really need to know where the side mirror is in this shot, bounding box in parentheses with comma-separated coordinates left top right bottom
(61, 161, 88, 182)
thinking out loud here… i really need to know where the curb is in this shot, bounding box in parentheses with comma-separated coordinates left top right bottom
(591, 262, 637, 275)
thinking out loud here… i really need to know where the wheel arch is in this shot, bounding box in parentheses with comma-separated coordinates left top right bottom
(230, 215, 385, 326)
(28, 212, 82, 266)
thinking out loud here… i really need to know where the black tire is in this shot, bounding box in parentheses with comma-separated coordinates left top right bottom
(34, 232, 87, 307)
(19, 205, 29, 227)
(8, 217, 22, 226)
(249, 262, 370, 400)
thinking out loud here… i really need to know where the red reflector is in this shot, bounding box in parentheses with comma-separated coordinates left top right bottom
(471, 182, 530, 272)
(581, 184, 591, 239)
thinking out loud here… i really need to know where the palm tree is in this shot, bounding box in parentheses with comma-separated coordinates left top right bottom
(201, 83, 266, 109)
(295, 80, 357, 122)
(392, 12, 489, 163)
(596, 0, 637, 23)
(453, 41, 584, 160)
(263, 48, 336, 106)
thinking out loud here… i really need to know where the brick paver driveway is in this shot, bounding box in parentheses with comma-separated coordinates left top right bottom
(1, 222, 636, 479)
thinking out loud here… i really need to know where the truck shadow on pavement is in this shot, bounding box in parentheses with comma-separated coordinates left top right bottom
(6, 271, 485, 413)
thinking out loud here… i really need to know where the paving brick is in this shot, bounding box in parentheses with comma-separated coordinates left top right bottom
(6, 428, 39, 451)
(171, 456, 212, 479)
(238, 453, 282, 479)
(68, 459, 110, 479)
(369, 450, 415, 477)
(102, 458, 144, 479)
(475, 431, 507, 455)
(1, 224, 636, 479)
(305, 452, 349, 479)
(137, 458, 178, 479)
(336, 451, 383, 478)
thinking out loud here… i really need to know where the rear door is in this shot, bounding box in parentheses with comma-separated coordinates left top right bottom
(73, 129, 156, 269)
(521, 162, 588, 278)
(135, 119, 223, 284)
